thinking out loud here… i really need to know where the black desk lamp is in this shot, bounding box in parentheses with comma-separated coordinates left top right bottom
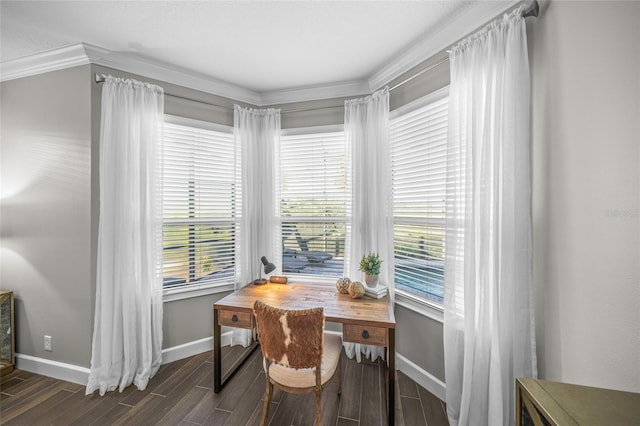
(253, 256, 276, 285)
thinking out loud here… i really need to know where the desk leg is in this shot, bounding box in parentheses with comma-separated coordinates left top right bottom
(516, 383, 522, 426)
(389, 328, 395, 426)
(214, 308, 221, 393)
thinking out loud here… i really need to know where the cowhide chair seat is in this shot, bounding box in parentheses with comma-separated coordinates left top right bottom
(253, 300, 342, 426)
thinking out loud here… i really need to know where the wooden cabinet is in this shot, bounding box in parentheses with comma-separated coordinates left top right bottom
(0, 290, 15, 376)
(516, 378, 640, 426)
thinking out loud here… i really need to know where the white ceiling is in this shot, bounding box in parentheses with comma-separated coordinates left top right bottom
(0, 0, 519, 102)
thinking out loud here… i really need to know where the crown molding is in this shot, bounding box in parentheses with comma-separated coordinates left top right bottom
(81, 44, 262, 105)
(368, 0, 519, 91)
(1, 1, 524, 106)
(260, 79, 370, 106)
(0, 42, 372, 105)
(1, 42, 263, 105)
(0, 44, 91, 82)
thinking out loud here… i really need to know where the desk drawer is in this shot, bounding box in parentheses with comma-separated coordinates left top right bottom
(218, 309, 253, 329)
(343, 324, 388, 346)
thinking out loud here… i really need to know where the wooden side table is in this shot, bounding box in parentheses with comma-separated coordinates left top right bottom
(516, 378, 640, 426)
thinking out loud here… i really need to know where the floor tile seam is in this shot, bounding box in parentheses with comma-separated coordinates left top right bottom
(337, 414, 360, 421)
(400, 394, 421, 401)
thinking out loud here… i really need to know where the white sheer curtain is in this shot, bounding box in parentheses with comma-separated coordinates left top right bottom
(232, 105, 282, 347)
(87, 76, 164, 396)
(344, 87, 395, 362)
(443, 8, 537, 426)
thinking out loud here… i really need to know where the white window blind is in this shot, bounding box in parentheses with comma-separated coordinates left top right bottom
(390, 89, 448, 303)
(280, 129, 346, 278)
(162, 118, 236, 290)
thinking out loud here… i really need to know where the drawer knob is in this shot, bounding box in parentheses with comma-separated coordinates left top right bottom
(362, 330, 369, 339)
(231, 314, 238, 323)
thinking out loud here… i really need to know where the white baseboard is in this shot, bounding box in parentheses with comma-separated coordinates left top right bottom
(396, 352, 446, 402)
(16, 334, 446, 403)
(14, 332, 234, 387)
(160, 331, 232, 364)
(161, 336, 214, 365)
(15, 353, 90, 386)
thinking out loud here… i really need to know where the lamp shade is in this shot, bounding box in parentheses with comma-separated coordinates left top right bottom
(261, 256, 276, 275)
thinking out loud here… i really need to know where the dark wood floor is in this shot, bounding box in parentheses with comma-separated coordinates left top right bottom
(0, 346, 448, 425)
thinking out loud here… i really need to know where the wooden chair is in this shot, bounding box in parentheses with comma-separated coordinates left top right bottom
(253, 300, 342, 426)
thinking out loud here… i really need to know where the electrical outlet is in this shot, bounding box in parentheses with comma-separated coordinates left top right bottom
(44, 335, 52, 352)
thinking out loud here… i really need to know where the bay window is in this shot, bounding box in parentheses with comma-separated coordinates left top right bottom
(390, 88, 448, 304)
(162, 117, 236, 293)
(279, 127, 347, 279)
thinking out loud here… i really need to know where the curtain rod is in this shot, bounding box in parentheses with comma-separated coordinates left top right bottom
(94, 72, 338, 114)
(284, 54, 449, 113)
(387, 56, 449, 93)
(94, 0, 539, 115)
(94, 73, 234, 112)
(388, 0, 538, 93)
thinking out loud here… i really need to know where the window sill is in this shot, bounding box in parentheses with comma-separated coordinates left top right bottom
(163, 281, 235, 302)
(394, 289, 444, 323)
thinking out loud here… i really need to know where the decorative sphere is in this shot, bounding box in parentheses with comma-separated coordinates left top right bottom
(348, 281, 365, 299)
(336, 277, 351, 294)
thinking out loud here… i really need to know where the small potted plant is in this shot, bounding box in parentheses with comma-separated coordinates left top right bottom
(359, 252, 382, 288)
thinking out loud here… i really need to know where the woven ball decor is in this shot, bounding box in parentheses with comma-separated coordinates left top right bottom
(348, 281, 365, 299)
(336, 277, 351, 294)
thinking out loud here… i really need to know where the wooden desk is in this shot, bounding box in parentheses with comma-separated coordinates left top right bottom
(213, 282, 397, 425)
(516, 378, 640, 426)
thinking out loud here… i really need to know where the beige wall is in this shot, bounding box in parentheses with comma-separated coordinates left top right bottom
(0, 65, 93, 366)
(529, 0, 640, 392)
(395, 305, 445, 382)
(387, 49, 450, 112)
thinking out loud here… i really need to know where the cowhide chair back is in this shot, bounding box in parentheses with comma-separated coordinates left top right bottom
(253, 300, 342, 426)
